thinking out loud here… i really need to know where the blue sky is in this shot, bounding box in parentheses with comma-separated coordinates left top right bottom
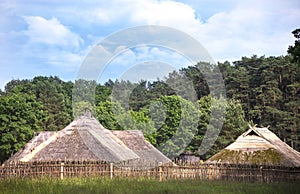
(0, 0, 299, 90)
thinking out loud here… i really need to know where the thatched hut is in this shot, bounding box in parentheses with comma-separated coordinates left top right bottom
(112, 130, 171, 167)
(206, 125, 300, 167)
(6, 114, 171, 167)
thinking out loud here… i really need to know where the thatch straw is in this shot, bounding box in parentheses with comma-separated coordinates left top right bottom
(6, 115, 171, 167)
(206, 125, 300, 167)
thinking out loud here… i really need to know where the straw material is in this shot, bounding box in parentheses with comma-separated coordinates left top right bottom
(112, 130, 172, 167)
(6, 115, 171, 167)
(206, 125, 300, 167)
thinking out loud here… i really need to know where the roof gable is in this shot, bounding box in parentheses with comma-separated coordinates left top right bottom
(206, 124, 300, 167)
(243, 127, 261, 137)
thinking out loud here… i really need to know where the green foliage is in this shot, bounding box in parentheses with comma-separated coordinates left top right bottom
(95, 101, 122, 130)
(180, 63, 209, 99)
(95, 100, 157, 144)
(155, 95, 199, 158)
(153, 95, 182, 147)
(127, 108, 157, 144)
(0, 93, 44, 162)
(33, 77, 72, 131)
(72, 79, 97, 118)
(95, 84, 112, 104)
(73, 101, 95, 118)
(188, 96, 247, 159)
(288, 28, 300, 66)
(220, 55, 300, 150)
(4, 76, 73, 131)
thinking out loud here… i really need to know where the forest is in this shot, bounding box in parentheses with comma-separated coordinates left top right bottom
(0, 30, 299, 164)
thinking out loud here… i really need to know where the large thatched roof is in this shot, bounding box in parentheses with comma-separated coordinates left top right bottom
(6, 114, 171, 166)
(206, 125, 300, 167)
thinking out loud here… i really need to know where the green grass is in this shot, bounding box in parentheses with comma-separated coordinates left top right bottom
(0, 177, 299, 194)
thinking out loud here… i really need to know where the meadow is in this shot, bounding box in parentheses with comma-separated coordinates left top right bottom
(1, 178, 300, 194)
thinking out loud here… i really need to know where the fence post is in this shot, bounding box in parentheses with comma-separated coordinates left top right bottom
(159, 162, 163, 182)
(60, 162, 64, 180)
(110, 163, 113, 179)
(260, 166, 263, 182)
(209, 165, 213, 180)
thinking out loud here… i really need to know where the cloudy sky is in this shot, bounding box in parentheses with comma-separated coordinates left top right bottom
(0, 0, 299, 89)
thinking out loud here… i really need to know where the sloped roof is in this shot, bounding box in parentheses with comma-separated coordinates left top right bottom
(112, 130, 172, 167)
(206, 125, 300, 167)
(7, 131, 56, 162)
(7, 116, 139, 163)
(6, 115, 172, 167)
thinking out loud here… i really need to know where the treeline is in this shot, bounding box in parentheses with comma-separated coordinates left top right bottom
(0, 55, 299, 163)
(220, 56, 299, 148)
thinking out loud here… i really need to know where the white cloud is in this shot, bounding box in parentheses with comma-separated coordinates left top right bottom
(1, 0, 299, 89)
(118, 0, 299, 62)
(47, 51, 82, 68)
(131, 0, 201, 27)
(110, 46, 190, 68)
(23, 16, 83, 49)
(98, 46, 188, 83)
(195, 1, 299, 61)
(14, 1, 300, 63)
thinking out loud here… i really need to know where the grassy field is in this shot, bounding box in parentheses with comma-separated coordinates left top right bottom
(0, 178, 299, 194)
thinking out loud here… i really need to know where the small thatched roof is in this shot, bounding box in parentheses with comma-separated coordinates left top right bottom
(206, 125, 300, 167)
(6, 114, 171, 167)
(112, 130, 172, 166)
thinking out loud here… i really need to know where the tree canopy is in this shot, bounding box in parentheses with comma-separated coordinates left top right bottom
(288, 28, 300, 66)
(0, 30, 299, 163)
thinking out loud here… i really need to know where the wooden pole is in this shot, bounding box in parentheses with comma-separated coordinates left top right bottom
(110, 163, 113, 179)
(209, 165, 213, 180)
(159, 162, 163, 182)
(260, 166, 263, 182)
(60, 162, 64, 180)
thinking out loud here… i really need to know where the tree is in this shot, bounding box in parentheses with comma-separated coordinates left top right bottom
(188, 96, 247, 160)
(180, 63, 210, 99)
(4, 79, 31, 94)
(72, 79, 97, 117)
(124, 108, 157, 145)
(288, 28, 300, 66)
(95, 100, 157, 144)
(32, 77, 72, 131)
(0, 93, 44, 163)
(218, 56, 300, 151)
(95, 100, 122, 130)
(95, 84, 112, 105)
(148, 80, 175, 99)
(129, 80, 149, 111)
(4, 76, 73, 131)
(111, 79, 136, 111)
(149, 95, 199, 158)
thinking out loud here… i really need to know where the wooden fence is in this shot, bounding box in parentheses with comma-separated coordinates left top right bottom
(1, 161, 299, 182)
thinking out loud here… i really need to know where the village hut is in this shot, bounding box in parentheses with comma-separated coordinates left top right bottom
(206, 125, 300, 167)
(6, 113, 171, 167)
(112, 130, 171, 167)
